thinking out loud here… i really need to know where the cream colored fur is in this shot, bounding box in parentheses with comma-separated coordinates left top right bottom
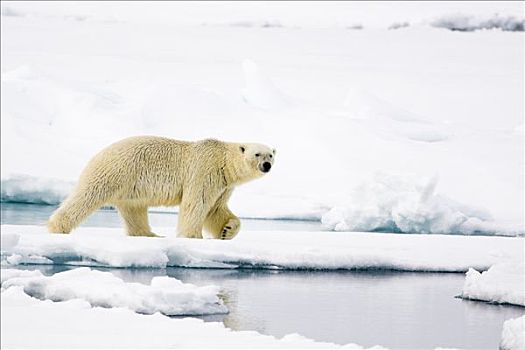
(47, 136, 275, 239)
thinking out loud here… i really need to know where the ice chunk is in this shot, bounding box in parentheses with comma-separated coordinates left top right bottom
(321, 173, 513, 235)
(431, 14, 524, 32)
(500, 316, 525, 350)
(0, 269, 41, 284)
(2, 267, 227, 315)
(1, 174, 72, 205)
(460, 263, 525, 306)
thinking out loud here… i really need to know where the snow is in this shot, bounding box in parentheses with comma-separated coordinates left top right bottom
(500, 316, 525, 350)
(0, 268, 41, 284)
(1, 267, 227, 315)
(431, 14, 524, 32)
(0, 286, 384, 349)
(1, 2, 522, 29)
(1, 174, 73, 205)
(242, 59, 290, 110)
(321, 173, 522, 235)
(459, 263, 525, 306)
(1, 2, 524, 236)
(1, 224, 523, 272)
(0, 231, 19, 252)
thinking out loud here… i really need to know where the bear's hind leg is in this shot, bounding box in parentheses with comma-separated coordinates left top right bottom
(116, 204, 159, 237)
(48, 191, 104, 234)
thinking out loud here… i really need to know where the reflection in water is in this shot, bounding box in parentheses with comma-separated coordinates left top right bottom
(11, 265, 525, 349)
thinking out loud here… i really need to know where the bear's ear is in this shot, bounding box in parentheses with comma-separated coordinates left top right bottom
(240, 146, 245, 153)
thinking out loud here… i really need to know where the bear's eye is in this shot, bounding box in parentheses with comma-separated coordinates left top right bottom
(269, 154, 273, 158)
(255, 153, 260, 157)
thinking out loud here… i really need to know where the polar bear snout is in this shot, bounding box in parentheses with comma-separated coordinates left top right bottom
(260, 162, 272, 173)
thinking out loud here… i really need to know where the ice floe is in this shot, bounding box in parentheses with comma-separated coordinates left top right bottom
(0, 286, 385, 349)
(460, 263, 525, 306)
(500, 316, 525, 350)
(1, 224, 522, 272)
(0, 174, 73, 205)
(1, 267, 227, 315)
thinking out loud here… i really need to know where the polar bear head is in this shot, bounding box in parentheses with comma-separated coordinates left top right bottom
(240, 143, 276, 175)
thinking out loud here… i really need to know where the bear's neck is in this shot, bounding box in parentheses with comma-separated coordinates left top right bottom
(223, 146, 259, 187)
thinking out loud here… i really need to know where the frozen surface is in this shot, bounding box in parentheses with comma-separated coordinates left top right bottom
(1, 2, 523, 235)
(0, 286, 384, 349)
(1, 267, 227, 315)
(0, 268, 41, 284)
(430, 14, 524, 32)
(1, 224, 523, 272)
(1, 175, 73, 205)
(500, 316, 525, 350)
(460, 263, 525, 307)
(321, 174, 522, 236)
(1, 2, 522, 29)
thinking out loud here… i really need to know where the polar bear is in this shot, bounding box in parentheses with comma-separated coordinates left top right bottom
(47, 136, 275, 239)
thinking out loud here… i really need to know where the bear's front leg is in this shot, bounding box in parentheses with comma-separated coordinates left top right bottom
(203, 206, 241, 240)
(203, 189, 241, 240)
(177, 209, 204, 239)
(177, 195, 213, 239)
(220, 217, 241, 240)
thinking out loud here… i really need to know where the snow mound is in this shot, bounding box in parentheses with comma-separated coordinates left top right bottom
(321, 173, 518, 235)
(1, 174, 72, 205)
(0, 286, 383, 349)
(242, 59, 289, 110)
(1, 224, 523, 272)
(500, 316, 525, 350)
(460, 263, 525, 306)
(431, 14, 524, 32)
(2, 267, 228, 315)
(343, 88, 450, 143)
(0, 269, 42, 284)
(388, 22, 410, 30)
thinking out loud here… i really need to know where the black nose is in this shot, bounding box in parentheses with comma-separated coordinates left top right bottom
(262, 162, 271, 172)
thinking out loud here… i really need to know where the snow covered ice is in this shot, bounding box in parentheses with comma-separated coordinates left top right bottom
(1, 267, 227, 315)
(1, 174, 73, 205)
(0, 286, 385, 349)
(460, 263, 525, 307)
(500, 316, 525, 350)
(430, 14, 524, 32)
(321, 173, 522, 235)
(1, 224, 523, 272)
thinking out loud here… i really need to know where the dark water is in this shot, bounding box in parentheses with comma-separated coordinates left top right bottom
(0, 202, 322, 231)
(10, 265, 524, 350)
(2, 203, 524, 349)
